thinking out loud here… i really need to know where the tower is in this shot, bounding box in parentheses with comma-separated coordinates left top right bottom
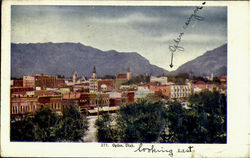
(127, 67, 132, 80)
(90, 65, 98, 92)
(73, 71, 77, 83)
(92, 65, 97, 79)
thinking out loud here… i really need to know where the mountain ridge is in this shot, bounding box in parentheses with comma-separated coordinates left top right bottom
(11, 42, 227, 78)
(11, 42, 169, 78)
(173, 43, 227, 76)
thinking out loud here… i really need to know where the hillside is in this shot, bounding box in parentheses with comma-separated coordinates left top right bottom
(11, 42, 169, 78)
(173, 44, 227, 77)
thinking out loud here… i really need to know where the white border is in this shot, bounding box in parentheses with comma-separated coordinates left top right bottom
(1, 1, 249, 157)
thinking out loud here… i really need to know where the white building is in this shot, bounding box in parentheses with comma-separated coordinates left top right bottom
(134, 86, 154, 99)
(170, 84, 191, 98)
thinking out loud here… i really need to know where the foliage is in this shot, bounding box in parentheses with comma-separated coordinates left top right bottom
(58, 105, 89, 142)
(122, 74, 150, 85)
(56, 74, 65, 78)
(161, 91, 227, 143)
(10, 117, 35, 141)
(101, 75, 116, 79)
(168, 73, 190, 84)
(95, 99, 167, 143)
(32, 107, 60, 141)
(116, 99, 166, 142)
(95, 114, 118, 142)
(11, 105, 89, 142)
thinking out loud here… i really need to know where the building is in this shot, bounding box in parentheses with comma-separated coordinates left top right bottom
(191, 81, 216, 94)
(149, 84, 171, 98)
(97, 79, 114, 92)
(126, 91, 135, 103)
(150, 83, 192, 99)
(73, 82, 89, 92)
(115, 68, 132, 89)
(219, 76, 227, 84)
(89, 66, 98, 93)
(38, 95, 63, 115)
(11, 80, 23, 87)
(134, 86, 154, 100)
(127, 67, 132, 80)
(23, 74, 66, 90)
(108, 91, 127, 107)
(170, 84, 192, 99)
(62, 92, 109, 114)
(73, 72, 77, 83)
(11, 87, 34, 95)
(11, 95, 39, 118)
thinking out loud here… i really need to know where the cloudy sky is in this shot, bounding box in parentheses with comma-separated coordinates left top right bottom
(11, 5, 227, 71)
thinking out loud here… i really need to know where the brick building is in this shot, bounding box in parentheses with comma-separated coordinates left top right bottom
(150, 83, 191, 99)
(11, 80, 23, 87)
(11, 95, 39, 118)
(62, 92, 109, 114)
(23, 74, 66, 90)
(191, 81, 216, 94)
(97, 79, 114, 92)
(38, 95, 63, 114)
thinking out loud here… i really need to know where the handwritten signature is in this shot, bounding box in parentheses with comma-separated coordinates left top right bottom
(169, 2, 206, 68)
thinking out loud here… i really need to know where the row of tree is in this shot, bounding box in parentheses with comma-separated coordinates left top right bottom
(122, 74, 150, 85)
(11, 105, 88, 142)
(95, 91, 227, 143)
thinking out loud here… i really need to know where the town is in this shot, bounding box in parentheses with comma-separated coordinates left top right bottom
(10, 65, 227, 121)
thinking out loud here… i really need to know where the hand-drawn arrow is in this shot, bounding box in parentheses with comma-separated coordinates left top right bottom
(169, 52, 174, 68)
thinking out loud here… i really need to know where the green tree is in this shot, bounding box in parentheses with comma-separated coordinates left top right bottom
(162, 103, 188, 142)
(11, 117, 35, 141)
(95, 114, 117, 142)
(32, 107, 60, 141)
(161, 91, 227, 143)
(188, 91, 227, 143)
(11, 105, 89, 142)
(58, 105, 89, 142)
(116, 99, 166, 142)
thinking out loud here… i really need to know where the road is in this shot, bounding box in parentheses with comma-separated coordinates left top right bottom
(84, 116, 98, 142)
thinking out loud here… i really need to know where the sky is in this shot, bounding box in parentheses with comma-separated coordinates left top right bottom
(11, 5, 227, 71)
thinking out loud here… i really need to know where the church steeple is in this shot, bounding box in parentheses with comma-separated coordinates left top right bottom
(92, 65, 96, 73)
(92, 65, 97, 79)
(127, 67, 131, 80)
(127, 67, 130, 72)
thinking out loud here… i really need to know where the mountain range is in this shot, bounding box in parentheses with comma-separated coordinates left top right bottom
(11, 42, 168, 78)
(11, 42, 227, 78)
(173, 44, 227, 77)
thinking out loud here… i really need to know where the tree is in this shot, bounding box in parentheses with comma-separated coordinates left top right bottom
(10, 105, 89, 142)
(11, 117, 35, 141)
(101, 75, 116, 79)
(122, 74, 150, 85)
(32, 107, 60, 141)
(95, 114, 117, 142)
(116, 99, 166, 142)
(162, 103, 188, 142)
(161, 91, 227, 143)
(188, 91, 227, 143)
(58, 105, 89, 142)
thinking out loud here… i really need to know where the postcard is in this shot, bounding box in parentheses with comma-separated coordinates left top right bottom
(1, 0, 249, 157)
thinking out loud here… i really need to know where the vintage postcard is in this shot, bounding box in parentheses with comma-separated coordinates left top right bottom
(1, 0, 249, 157)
